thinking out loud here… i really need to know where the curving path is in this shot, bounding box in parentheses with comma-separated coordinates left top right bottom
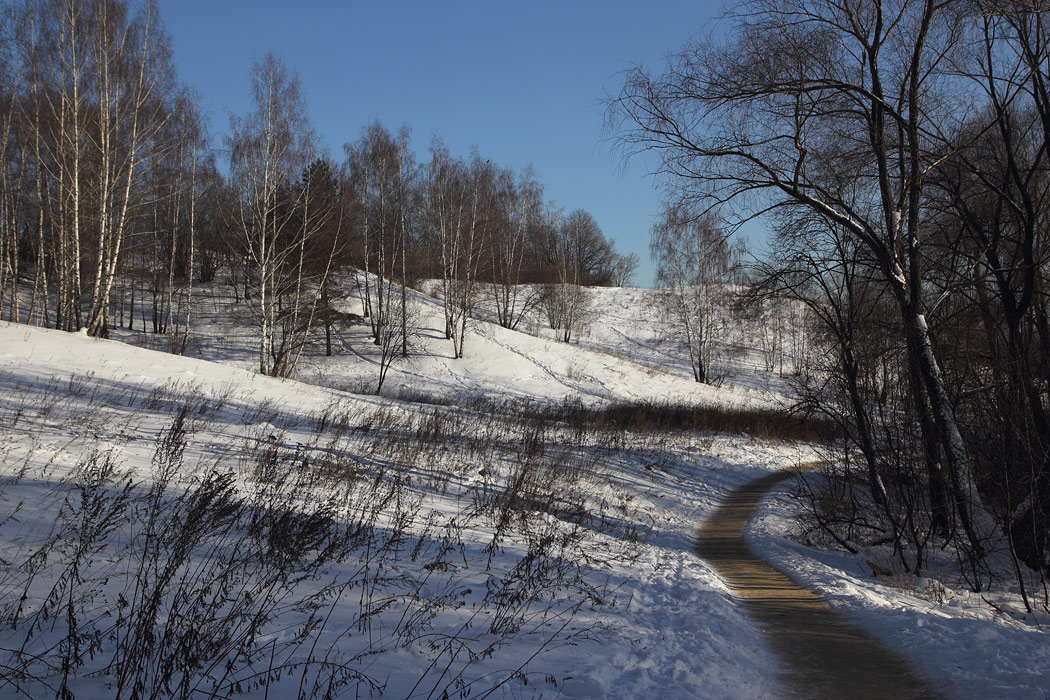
(694, 468, 945, 700)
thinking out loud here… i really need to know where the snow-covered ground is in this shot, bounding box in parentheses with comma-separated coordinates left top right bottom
(751, 485, 1050, 699)
(0, 280, 1047, 699)
(106, 279, 788, 410)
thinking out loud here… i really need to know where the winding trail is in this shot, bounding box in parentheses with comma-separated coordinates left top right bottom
(694, 468, 944, 700)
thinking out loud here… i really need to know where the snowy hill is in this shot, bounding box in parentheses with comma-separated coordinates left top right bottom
(102, 277, 788, 408)
(0, 284, 1047, 699)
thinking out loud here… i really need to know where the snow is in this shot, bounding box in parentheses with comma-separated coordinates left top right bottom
(750, 482, 1050, 699)
(0, 280, 1047, 698)
(107, 280, 785, 410)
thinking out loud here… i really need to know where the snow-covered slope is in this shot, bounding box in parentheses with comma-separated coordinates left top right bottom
(106, 279, 785, 409)
(0, 321, 800, 699)
(0, 283, 1047, 699)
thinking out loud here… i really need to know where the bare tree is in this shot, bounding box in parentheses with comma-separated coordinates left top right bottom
(489, 165, 542, 330)
(453, 151, 491, 357)
(0, 7, 16, 322)
(756, 210, 908, 546)
(82, 0, 175, 338)
(650, 205, 737, 383)
(4, 0, 178, 335)
(424, 141, 497, 358)
(425, 139, 467, 346)
(611, 0, 996, 560)
(345, 121, 416, 384)
(151, 91, 208, 355)
(921, 1, 1050, 599)
(541, 208, 598, 343)
(295, 158, 344, 358)
(272, 157, 344, 373)
(611, 252, 639, 288)
(373, 290, 418, 395)
(228, 51, 314, 376)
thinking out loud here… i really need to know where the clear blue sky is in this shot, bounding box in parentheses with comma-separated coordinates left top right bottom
(161, 1, 729, 286)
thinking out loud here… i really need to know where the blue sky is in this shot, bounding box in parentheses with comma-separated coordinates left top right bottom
(161, 1, 728, 286)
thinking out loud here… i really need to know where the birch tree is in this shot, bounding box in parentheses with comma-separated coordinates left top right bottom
(81, 0, 174, 338)
(228, 51, 314, 376)
(490, 165, 542, 330)
(0, 8, 16, 322)
(425, 139, 467, 345)
(541, 208, 597, 343)
(4, 0, 183, 336)
(425, 142, 491, 358)
(650, 205, 737, 384)
(345, 122, 412, 349)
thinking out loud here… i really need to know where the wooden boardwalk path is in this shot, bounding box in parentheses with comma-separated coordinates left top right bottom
(694, 469, 945, 699)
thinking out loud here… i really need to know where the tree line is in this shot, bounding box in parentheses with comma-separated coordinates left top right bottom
(0, 0, 638, 379)
(614, 0, 1050, 607)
